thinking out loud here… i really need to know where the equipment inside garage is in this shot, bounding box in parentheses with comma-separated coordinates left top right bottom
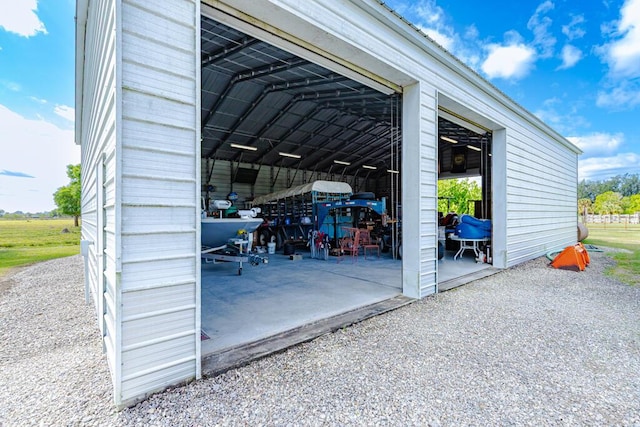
(197, 13, 495, 355)
(198, 13, 405, 355)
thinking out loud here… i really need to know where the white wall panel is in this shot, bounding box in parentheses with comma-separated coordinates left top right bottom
(77, 0, 200, 408)
(77, 0, 118, 402)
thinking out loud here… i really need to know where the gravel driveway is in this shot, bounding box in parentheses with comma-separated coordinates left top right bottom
(1, 251, 639, 426)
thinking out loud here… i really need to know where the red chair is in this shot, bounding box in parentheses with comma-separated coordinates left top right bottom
(360, 229, 380, 259)
(337, 227, 360, 263)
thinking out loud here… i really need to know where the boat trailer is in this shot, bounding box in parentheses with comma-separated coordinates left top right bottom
(201, 239, 268, 275)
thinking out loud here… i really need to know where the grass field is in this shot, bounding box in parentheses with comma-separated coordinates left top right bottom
(583, 222, 640, 286)
(0, 219, 80, 277)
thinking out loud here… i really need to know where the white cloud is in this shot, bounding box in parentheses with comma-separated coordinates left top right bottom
(566, 132, 624, 157)
(599, 0, 640, 79)
(562, 15, 586, 40)
(0, 104, 80, 212)
(54, 105, 75, 122)
(578, 152, 640, 180)
(416, 25, 454, 51)
(2, 80, 21, 92)
(481, 43, 536, 80)
(596, 81, 640, 109)
(414, 0, 445, 25)
(535, 102, 590, 136)
(557, 44, 584, 69)
(527, 1, 557, 58)
(464, 25, 479, 41)
(0, 0, 47, 37)
(408, 0, 457, 53)
(30, 96, 47, 104)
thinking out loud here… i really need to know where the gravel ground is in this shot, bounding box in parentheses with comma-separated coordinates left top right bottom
(1, 251, 639, 426)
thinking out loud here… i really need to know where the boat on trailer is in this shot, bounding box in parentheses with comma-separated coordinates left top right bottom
(201, 217, 263, 249)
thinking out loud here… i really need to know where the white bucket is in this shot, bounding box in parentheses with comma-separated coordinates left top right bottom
(267, 242, 276, 254)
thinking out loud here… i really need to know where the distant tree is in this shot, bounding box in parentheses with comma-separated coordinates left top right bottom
(593, 191, 623, 215)
(579, 174, 640, 200)
(578, 180, 597, 201)
(53, 164, 81, 226)
(437, 178, 482, 215)
(624, 194, 640, 214)
(577, 198, 592, 217)
(618, 174, 640, 196)
(0, 209, 4, 217)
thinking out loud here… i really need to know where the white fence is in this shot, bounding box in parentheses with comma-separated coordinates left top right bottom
(583, 214, 640, 224)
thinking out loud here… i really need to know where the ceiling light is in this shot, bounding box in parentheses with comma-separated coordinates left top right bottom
(387, 169, 399, 174)
(440, 136, 458, 144)
(333, 160, 351, 166)
(362, 165, 377, 170)
(230, 143, 257, 151)
(279, 152, 301, 159)
(467, 145, 481, 151)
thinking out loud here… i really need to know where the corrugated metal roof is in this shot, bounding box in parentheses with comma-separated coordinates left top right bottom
(200, 14, 492, 179)
(201, 15, 402, 178)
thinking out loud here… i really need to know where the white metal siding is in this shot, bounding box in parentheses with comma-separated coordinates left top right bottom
(418, 86, 438, 296)
(78, 0, 117, 385)
(504, 130, 578, 266)
(119, 0, 200, 407)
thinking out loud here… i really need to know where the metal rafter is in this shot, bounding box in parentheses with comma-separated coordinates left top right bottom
(205, 76, 351, 158)
(201, 57, 309, 130)
(201, 37, 261, 68)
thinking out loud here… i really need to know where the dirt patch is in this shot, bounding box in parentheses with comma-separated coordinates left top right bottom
(0, 267, 25, 297)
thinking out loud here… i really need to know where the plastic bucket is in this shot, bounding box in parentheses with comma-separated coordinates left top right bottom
(267, 242, 276, 254)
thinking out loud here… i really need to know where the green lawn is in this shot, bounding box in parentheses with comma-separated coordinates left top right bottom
(0, 219, 80, 277)
(583, 223, 640, 286)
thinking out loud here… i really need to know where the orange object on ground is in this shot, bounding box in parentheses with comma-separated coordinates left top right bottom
(575, 242, 590, 266)
(550, 243, 590, 271)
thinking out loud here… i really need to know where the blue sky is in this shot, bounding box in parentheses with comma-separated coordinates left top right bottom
(0, 1, 638, 212)
(385, 0, 640, 181)
(0, 0, 78, 213)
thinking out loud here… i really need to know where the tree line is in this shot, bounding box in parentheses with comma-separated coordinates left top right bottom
(578, 174, 640, 215)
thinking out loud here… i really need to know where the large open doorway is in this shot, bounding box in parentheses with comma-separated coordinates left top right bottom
(198, 10, 406, 362)
(436, 104, 497, 290)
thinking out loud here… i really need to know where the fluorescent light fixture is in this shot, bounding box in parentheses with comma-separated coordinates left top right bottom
(279, 152, 301, 159)
(333, 160, 351, 166)
(440, 136, 458, 144)
(467, 145, 481, 151)
(230, 143, 257, 151)
(362, 165, 377, 170)
(387, 169, 399, 174)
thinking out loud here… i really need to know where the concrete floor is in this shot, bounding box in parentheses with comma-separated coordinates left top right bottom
(201, 248, 402, 355)
(438, 249, 494, 285)
(201, 244, 494, 356)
